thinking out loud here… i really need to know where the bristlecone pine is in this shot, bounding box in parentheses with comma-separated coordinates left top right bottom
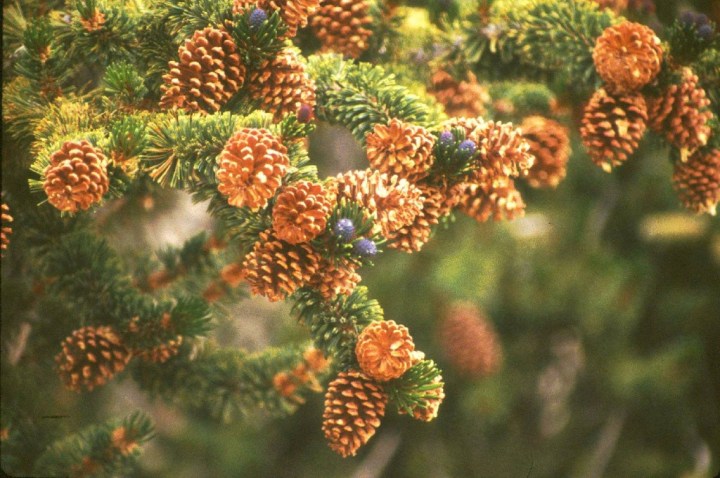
(365, 119, 435, 182)
(648, 68, 713, 155)
(386, 184, 444, 253)
(440, 303, 502, 378)
(356, 320, 416, 381)
(521, 116, 571, 188)
(309, 258, 361, 299)
(458, 177, 526, 222)
(580, 88, 648, 172)
(55, 326, 132, 392)
(272, 181, 335, 244)
(43, 139, 109, 212)
(160, 27, 244, 113)
(592, 21, 663, 94)
(246, 48, 316, 121)
(672, 148, 720, 215)
(216, 128, 290, 210)
(242, 230, 322, 301)
(310, 0, 373, 59)
(234, 0, 321, 38)
(429, 70, 489, 118)
(322, 370, 388, 457)
(1, 202, 12, 258)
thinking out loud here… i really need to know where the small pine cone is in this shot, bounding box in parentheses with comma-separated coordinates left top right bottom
(592, 0, 629, 13)
(242, 230, 322, 301)
(647, 68, 713, 155)
(136, 336, 183, 363)
(440, 303, 502, 378)
(1, 202, 13, 258)
(322, 370, 388, 457)
(521, 116, 571, 188)
(310, 0, 373, 59)
(673, 148, 720, 215)
(309, 258, 361, 300)
(458, 177, 526, 222)
(43, 140, 109, 213)
(55, 326, 132, 392)
(216, 128, 290, 210)
(365, 119, 435, 182)
(386, 184, 444, 253)
(356, 320, 416, 381)
(593, 21, 663, 94)
(399, 376, 445, 422)
(234, 0, 321, 38)
(272, 181, 335, 244)
(429, 70, 489, 118)
(246, 48, 316, 121)
(160, 27, 245, 113)
(580, 88, 648, 172)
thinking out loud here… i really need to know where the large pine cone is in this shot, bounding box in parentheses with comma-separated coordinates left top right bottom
(356, 320, 417, 381)
(160, 27, 245, 113)
(440, 303, 502, 378)
(272, 181, 335, 244)
(365, 118, 435, 182)
(521, 116, 571, 188)
(310, 0, 373, 59)
(672, 148, 720, 215)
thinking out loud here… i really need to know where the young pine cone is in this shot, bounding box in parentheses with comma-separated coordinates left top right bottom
(521, 116, 571, 188)
(43, 140, 109, 213)
(272, 181, 335, 244)
(440, 303, 502, 378)
(356, 320, 417, 381)
(55, 326, 132, 392)
(429, 70, 489, 119)
(672, 148, 720, 215)
(1, 202, 12, 258)
(580, 88, 648, 172)
(160, 27, 245, 113)
(322, 370, 387, 457)
(310, 0, 373, 59)
(365, 118, 435, 182)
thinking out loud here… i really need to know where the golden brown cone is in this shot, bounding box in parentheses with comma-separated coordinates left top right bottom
(356, 320, 416, 381)
(521, 116, 571, 188)
(440, 303, 502, 378)
(429, 70, 490, 118)
(272, 181, 335, 244)
(386, 183, 444, 253)
(366, 119, 435, 182)
(308, 258, 361, 299)
(672, 148, 720, 215)
(311, 0, 373, 58)
(458, 177, 526, 222)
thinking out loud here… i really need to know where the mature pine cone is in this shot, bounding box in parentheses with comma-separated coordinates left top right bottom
(365, 119, 435, 182)
(458, 177, 526, 222)
(647, 68, 713, 155)
(234, 0, 321, 38)
(429, 70, 489, 118)
(43, 140, 109, 213)
(440, 303, 502, 378)
(272, 181, 335, 244)
(592, 0, 628, 13)
(673, 148, 720, 215)
(580, 88, 648, 172)
(160, 27, 244, 113)
(593, 21, 663, 94)
(55, 326, 132, 392)
(216, 128, 290, 210)
(246, 48, 316, 121)
(356, 320, 417, 381)
(521, 116, 571, 188)
(309, 258, 361, 300)
(310, 0, 373, 59)
(1, 202, 12, 258)
(386, 184, 444, 253)
(322, 370, 388, 457)
(242, 230, 322, 301)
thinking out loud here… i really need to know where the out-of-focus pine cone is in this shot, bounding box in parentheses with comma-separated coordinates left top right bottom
(310, 0, 373, 59)
(55, 326, 132, 392)
(309, 258, 361, 300)
(1, 202, 13, 258)
(648, 68, 713, 155)
(580, 88, 648, 172)
(592, 21, 663, 94)
(160, 27, 244, 113)
(216, 128, 289, 210)
(80, 9, 106, 32)
(272, 181, 335, 244)
(43, 140, 109, 213)
(234, 0, 321, 38)
(242, 230, 322, 301)
(246, 48, 316, 121)
(458, 177, 526, 222)
(365, 119, 435, 182)
(135, 336, 183, 363)
(429, 70, 490, 118)
(386, 184, 444, 253)
(356, 320, 416, 381)
(322, 370, 387, 457)
(440, 303, 502, 378)
(521, 116, 571, 188)
(672, 148, 720, 215)
(592, 0, 628, 13)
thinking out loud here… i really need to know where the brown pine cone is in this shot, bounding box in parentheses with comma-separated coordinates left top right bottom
(580, 88, 648, 172)
(647, 68, 713, 155)
(593, 21, 663, 94)
(55, 326, 132, 392)
(272, 181, 335, 244)
(356, 320, 417, 381)
(440, 303, 502, 378)
(43, 140, 109, 213)
(673, 148, 720, 215)
(365, 119, 435, 182)
(322, 370, 387, 457)
(1, 202, 12, 258)
(135, 336, 183, 363)
(160, 27, 244, 113)
(234, 0, 321, 38)
(242, 230, 322, 301)
(246, 48, 316, 121)
(310, 0, 373, 59)
(521, 116, 571, 188)
(458, 177, 526, 222)
(429, 70, 490, 118)
(216, 128, 290, 210)
(308, 258, 361, 300)
(386, 183, 444, 253)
